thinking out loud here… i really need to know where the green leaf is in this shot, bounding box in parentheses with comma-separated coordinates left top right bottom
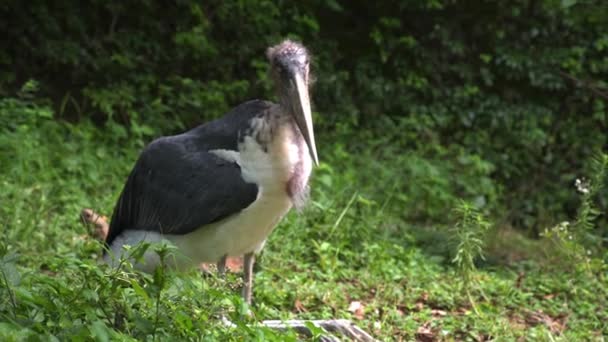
(90, 321, 111, 342)
(130, 279, 151, 304)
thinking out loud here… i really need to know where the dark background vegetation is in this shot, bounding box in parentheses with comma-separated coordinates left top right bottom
(2, 0, 607, 233)
(1, 0, 607, 340)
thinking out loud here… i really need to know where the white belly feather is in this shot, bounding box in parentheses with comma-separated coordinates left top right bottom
(106, 121, 311, 271)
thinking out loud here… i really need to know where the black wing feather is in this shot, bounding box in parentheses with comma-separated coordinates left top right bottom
(106, 137, 258, 245)
(105, 100, 272, 246)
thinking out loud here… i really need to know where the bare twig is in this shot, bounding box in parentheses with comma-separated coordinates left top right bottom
(558, 70, 608, 100)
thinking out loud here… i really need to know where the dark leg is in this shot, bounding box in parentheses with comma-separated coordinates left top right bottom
(242, 252, 255, 304)
(217, 254, 227, 278)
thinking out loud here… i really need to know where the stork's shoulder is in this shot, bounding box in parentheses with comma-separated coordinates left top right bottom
(193, 99, 274, 131)
(137, 135, 188, 162)
(182, 99, 275, 151)
(230, 99, 275, 117)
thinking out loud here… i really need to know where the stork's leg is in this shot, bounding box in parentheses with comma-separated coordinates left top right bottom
(242, 252, 255, 304)
(217, 254, 227, 278)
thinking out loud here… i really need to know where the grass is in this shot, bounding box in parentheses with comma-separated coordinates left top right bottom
(1, 102, 607, 341)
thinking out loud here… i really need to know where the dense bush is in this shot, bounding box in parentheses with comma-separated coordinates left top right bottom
(1, 0, 606, 232)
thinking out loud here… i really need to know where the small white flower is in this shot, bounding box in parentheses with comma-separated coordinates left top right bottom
(557, 221, 569, 231)
(575, 178, 590, 194)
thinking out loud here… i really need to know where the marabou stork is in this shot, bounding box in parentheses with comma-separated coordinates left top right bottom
(104, 40, 317, 304)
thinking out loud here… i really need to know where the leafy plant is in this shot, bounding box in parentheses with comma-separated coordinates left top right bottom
(542, 151, 608, 274)
(451, 201, 491, 307)
(573, 153, 608, 243)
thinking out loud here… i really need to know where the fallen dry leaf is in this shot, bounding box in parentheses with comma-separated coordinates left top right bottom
(294, 298, 307, 313)
(414, 291, 430, 311)
(508, 313, 527, 330)
(431, 309, 447, 317)
(478, 333, 492, 341)
(455, 307, 471, 315)
(525, 310, 567, 334)
(415, 322, 435, 342)
(373, 321, 381, 333)
(347, 301, 362, 312)
(515, 271, 525, 288)
(39, 264, 57, 277)
(347, 301, 365, 320)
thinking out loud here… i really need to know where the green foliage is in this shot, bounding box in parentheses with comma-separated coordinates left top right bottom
(2, 0, 607, 231)
(542, 152, 608, 275)
(1, 96, 607, 339)
(451, 201, 491, 292)
(0, 243, 289, 340)
(338, 0, 608, 232)
(573, 153, 608, 240)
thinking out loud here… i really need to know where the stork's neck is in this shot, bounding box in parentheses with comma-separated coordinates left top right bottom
(268, 101, 295, 130)
(259, 104, 312, 209)
(277, 92, 293, 118)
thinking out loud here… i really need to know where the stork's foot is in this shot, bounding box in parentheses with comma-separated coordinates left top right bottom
(80, 208, 109, 241)
(200, 256, 243, 278)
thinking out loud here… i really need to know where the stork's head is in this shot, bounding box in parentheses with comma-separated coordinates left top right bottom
(267, 40, 318, 166)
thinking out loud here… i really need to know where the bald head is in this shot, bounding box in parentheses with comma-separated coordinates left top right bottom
(267, 40, 310, 83)
(267, 40, 309, 65)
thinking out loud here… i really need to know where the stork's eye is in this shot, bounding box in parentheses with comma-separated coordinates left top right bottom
(277, 63, 288, 75)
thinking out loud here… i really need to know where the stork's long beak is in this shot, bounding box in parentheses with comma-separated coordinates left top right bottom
(287, 71, 319, 166)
